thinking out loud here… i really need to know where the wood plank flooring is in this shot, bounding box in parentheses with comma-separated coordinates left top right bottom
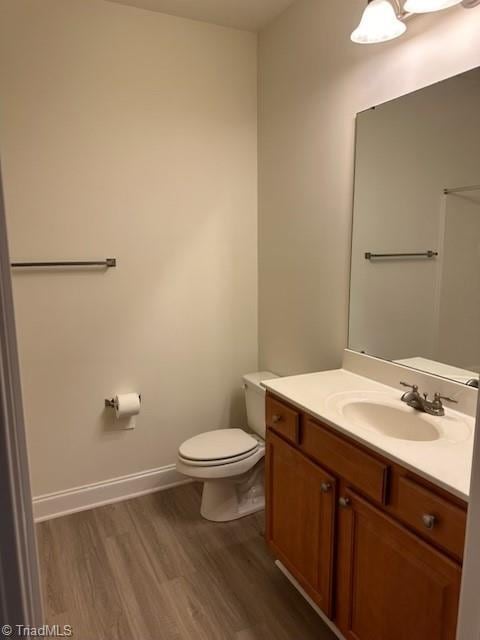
(36, 483, 336, 640)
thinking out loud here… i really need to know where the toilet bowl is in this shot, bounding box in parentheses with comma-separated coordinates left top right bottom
(176, 371, 278, 522)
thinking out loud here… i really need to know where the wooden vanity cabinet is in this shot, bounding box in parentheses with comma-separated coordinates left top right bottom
(265, 430, 336, 617)
(336, 490, 461, 640)
(265, 393, 466, 640)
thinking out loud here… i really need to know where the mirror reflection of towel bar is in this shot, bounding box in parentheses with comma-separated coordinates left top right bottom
(365, 251, 438, 260)
(444, 185, 480, 195)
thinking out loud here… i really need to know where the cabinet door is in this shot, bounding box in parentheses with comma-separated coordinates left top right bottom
(337, 489, 461, 640)
(265, 430, 336, 617)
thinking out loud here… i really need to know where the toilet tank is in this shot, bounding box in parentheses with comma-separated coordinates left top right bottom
(243, 371, 278, 438)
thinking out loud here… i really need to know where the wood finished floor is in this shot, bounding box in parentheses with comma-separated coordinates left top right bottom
(36, 483, 336, 640)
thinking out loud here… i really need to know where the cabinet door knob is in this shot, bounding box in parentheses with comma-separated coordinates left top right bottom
(271, 414, 282, 424)
(422, 514, 436, 529)
(320, 482, 332, 493)
(339, 497, 350, 508)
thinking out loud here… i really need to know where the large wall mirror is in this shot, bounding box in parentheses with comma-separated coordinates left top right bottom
(349, 67, 480, 387)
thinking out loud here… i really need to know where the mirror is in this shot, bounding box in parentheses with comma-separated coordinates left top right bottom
(349, 67, 480, 386)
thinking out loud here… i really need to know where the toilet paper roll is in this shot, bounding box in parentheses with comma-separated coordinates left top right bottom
(114, 393, 141, 419)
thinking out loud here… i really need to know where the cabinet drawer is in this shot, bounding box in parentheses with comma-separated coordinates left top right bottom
(395, 476, 467, 559)
(302, 418, 389, 504)
(266, 396, 300, 445)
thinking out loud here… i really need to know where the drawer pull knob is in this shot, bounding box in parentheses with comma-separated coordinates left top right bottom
(320, 482, 332, 493)
(272, 414, 283, 424)
(422, 514, 436, 529)
(339, 497, 351, 508)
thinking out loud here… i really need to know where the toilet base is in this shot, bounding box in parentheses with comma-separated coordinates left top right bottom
(200, 460, 265, 522)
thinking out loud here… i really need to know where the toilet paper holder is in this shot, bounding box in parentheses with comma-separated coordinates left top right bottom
(105, 394, 141, 408)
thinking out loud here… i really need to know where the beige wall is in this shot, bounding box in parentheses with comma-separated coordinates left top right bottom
(0, 0, 258, 496)
(2, 0, 480, 497)
(258, 0, 480, 376)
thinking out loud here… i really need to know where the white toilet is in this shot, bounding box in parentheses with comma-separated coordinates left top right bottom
(176, 371, 278, 522)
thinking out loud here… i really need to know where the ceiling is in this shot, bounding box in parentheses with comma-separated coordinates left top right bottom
(106, 0, 296, 31)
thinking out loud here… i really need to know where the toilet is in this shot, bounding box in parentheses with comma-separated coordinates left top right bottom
(176, 371, 278, 522)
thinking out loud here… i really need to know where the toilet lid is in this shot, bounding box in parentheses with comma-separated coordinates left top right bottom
(179, 429, 258, 462)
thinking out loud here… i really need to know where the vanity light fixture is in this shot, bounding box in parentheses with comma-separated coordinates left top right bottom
(351, 0, 407, 44)
(351, 0, 469, 44)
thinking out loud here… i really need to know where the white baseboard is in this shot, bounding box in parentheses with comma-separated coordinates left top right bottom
(33, 464, 190, 522)
(275, 561, 346, 640)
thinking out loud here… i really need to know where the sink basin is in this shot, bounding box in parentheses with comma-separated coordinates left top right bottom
(341, 402, 440, 441)
(326, 391, 471, 443)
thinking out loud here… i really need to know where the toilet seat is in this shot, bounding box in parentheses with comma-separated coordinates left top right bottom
(178, 429, 259, 466)
(177, 440, 265, 480)
(178, 447, 259, 467)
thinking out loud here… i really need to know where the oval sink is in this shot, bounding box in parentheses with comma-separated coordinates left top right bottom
(326, 391, 471, 444)
(341, 402, 440, 441)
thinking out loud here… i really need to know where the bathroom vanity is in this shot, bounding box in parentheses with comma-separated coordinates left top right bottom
(263, 366, 473, 640)
(263, 67, 480, 639)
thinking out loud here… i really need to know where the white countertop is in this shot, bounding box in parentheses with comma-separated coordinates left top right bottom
(263, 369, 475, 501)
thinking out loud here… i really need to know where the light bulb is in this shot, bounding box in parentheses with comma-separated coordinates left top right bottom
(351, 0, 407, 44)
(404, 0, 462, 12)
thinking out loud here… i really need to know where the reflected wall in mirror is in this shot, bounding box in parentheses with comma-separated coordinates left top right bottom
(349, 67, 480, 386)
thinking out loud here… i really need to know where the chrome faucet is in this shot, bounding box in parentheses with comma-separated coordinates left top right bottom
(400, 382, 422, 408)
(400, 382, 458, 417)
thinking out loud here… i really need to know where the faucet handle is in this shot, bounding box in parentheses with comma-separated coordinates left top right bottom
(400, 381, 421, 403)
(400, 381, 418, 391)
(434, 393, 458, 405)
